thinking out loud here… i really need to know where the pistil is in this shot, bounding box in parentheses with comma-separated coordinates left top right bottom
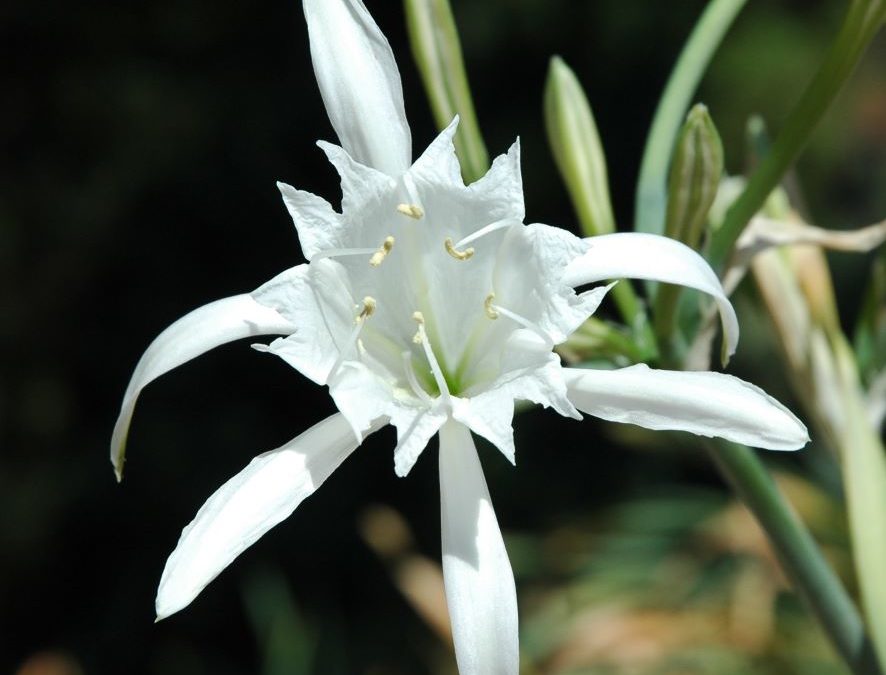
(412, 311, 451, 401)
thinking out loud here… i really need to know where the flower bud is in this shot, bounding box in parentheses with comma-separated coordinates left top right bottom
(544, 56, 616, 236)
(664, 104, 724, 249)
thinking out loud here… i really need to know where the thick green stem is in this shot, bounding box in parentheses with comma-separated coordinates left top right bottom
(708, 0, 886, 269)
(706, 441, 883, 675)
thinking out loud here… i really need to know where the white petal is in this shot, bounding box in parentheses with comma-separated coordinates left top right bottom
(328, 360, 394, 441)
(276, 182, 345, 260)
(451, 393, 516, 465)
(317, 141, 397, 214)
(251, 261, 355, 385)
(495, 223, 605, 343)
(303, 0, 411, 176)
(438, 421, 519, 675)
(392, 404, 448, 477)
(467, 138, 524, 222)
(564, 365, 809, 450)
(409, 117, 464, 190)
(453, 351, 581, 465)
(111, 295, 295, 480)
(563, 232, 739, 359)
(156, 413, 380, 620)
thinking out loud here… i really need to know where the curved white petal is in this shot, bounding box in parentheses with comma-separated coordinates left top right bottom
(563, 232, 739, 359)
(303, 0, 411, 176)
(564, 365, 809, 450)
(156, 413, 381, 620)
(438, 421, 519, 675)
(111, 295, 295, 480)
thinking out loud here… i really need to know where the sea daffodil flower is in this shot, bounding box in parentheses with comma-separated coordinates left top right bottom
(111, 1, 808, 673)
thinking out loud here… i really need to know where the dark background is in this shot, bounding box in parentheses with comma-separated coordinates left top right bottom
(1, 0, 883, 673)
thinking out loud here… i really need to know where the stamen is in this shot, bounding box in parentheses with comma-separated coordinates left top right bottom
(330, 297, 376, 379)
(357, 296, 376, 322)
(315, 237, 394, 267)
(485, 297, 553, 346)
(402, 351, 433, 405)
(484, 293, 499, 319)
(368, 236, 395, 267)
(396, 203, 424, 219)
(444, 237, 475, 261)
(454, 218, 517, 250)
(412, 311, 450, 400)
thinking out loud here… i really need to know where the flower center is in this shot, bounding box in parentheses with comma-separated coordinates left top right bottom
(317, 200, 535, 403)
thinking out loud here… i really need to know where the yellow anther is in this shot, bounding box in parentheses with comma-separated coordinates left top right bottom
(484, 293, 499, 320)
(444, 237, 474, 261)
(369, 236, 395, 267)
(412, 311, 425, 343)
(396, 203, 424, 219)
(357, 296, 377, 322)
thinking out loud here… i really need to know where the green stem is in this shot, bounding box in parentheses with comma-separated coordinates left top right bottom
(635, 0, 747, 235)
(404, 0, 489, 182)
(708, 0, 886, 269)
(706, 440, 883, 675)
(652, 283, 682, 361)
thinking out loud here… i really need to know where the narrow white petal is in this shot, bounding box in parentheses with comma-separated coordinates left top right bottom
(156, 413, 380, 620)
(111, 295, 295, 480)
(439, 421, 519, 675)
(303, 0, 411, 176)
(563, 232, 739, 359)
(564, 365, 809, 450)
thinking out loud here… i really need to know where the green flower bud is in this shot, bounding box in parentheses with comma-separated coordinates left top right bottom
(664, 104, 724, 249)
(544, 56, 616, 237)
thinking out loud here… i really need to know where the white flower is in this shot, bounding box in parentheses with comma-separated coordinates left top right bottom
(110, 1, 809, 673)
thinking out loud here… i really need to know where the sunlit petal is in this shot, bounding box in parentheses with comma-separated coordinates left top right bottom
(155, 413, 381, 620)
(564, 365, 809, 450)
(563, 232, 739, 359)
(439, 421, 519, 675)
(303, 0, 411, 176)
